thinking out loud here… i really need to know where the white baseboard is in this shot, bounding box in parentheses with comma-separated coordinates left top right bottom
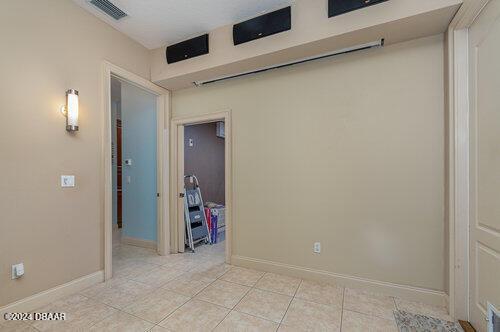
(231, 255, 447, 307)
(121, 236, 156, 250)
(0, 271, 104, 316)
(443, 293, 450, 313)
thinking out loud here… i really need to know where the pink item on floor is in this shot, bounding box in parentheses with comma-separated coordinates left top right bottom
(204, 207, 211, 231)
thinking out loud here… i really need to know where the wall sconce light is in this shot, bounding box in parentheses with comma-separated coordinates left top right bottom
(60, 89, 79, 132)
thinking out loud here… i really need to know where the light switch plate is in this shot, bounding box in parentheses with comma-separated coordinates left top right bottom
(61, 175, 75, 187)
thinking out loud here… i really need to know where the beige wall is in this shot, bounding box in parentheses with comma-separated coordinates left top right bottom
(172, 35, 446, 291)
(0, 0, 150, 306)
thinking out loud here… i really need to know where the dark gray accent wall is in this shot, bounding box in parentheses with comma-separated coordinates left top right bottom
(184, 122, 225, 205)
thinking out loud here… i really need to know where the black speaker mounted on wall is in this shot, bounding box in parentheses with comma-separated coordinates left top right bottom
(233, 6, 291, 45)
(328, 0, 388, 18)
(166, 34, 209, 64)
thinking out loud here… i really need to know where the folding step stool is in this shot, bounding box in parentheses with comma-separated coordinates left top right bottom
(183, 175, 211, 252)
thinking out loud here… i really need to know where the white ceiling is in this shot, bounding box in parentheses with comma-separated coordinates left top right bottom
(72, 0, 294, 49)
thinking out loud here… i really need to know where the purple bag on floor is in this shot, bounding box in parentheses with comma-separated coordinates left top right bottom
(211, 211, 218, 244)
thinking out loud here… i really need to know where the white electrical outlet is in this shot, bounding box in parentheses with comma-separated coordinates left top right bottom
(188, 138, 194, 147)
(11, 263, 24, 279)
(61, 175, 75, 187)
(313, 242, 321, 253)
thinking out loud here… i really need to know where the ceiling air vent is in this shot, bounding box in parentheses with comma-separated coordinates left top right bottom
(89, 0, 127, 20)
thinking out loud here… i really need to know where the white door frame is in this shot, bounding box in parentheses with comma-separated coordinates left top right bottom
(446, 0, 490, 320)
(170, 110, 232, 263)
(101, 61, 171, 280)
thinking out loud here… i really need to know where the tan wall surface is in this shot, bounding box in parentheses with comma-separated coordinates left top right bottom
(0, 0, 150, 306)
(185, 123, 225, 205)
(172, 35, 446, 291)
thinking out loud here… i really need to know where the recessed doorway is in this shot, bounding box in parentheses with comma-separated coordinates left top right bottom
(111, 76, 158, 250)
(102, 61, 170, 280)
(171, 111, 232, 264)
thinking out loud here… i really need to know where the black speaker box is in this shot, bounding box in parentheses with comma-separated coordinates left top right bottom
(328, 0, 388, 18)
(233, 6, 291, 45)
(166, 34, 209, 64)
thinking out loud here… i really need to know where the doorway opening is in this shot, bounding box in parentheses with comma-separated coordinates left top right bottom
(110, 76, 164, 277)
(103, 61, 170, 281)
(171, 111, 232, 264)
(184, 121, 226, 258)
(111, 76, 158, 252)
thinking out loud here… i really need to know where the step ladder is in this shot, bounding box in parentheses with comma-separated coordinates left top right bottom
(183, 175, 211, 252)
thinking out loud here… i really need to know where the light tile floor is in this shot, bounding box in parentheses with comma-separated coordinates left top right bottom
(1, 243, 454, 331)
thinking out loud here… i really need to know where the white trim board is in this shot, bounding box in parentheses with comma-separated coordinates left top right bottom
(446, 0, 490, 321)
(121, 236, 157, 250)
(0, 271, 104, 316)
(232, 255, 447, 307)
(448, 27, 470, 321)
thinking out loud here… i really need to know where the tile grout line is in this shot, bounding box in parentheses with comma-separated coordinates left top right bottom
(279, 278, 302, 327)
(252, 275, 302, 298)
(85, 300, 161, 330)
(154, 297, 196, 329)
(75, 292, 142, 329)
(26, 244, 220, 331)
(154, 245, 221, 313)
(210, 271, 266, 331)
(156, 260, 232, 327)
(146, 265, 227, 328)
(87, 249, 222, 330)
(52, 291, 113, 329)
(251, 286, 298, 298)
(339, 286, 346, 332)
(342, 307, 397, 322)
(231, 306, 287, 325)
(209, 287, 251, 331)
(164, 276, 217, 298)
(292, 289, 345, 308)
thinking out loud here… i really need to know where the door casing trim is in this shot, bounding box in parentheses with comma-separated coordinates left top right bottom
(446, 0, 491, 320)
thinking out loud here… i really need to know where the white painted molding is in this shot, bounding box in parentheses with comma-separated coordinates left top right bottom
(0, 271, 104, 316)
(450, 0, 490, 29)
(232, 255, 447, 307)
(446, 1, 489, 321)
(450, 28, 470, 321)
(446, 27, 456, 318)
(121, 236, 157, 250)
